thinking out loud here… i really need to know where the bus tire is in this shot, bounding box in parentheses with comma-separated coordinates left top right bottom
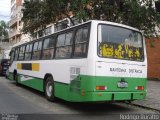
(13, 70, 19, 86)
(45, 76, 55, 102)
(14, 74, 19, 86)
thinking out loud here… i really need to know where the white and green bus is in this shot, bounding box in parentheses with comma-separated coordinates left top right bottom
(8, 20, 147, 102)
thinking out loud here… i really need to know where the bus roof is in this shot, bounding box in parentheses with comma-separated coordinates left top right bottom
(11, 20, 141, 49)
(54, 20, 140, 34)
(90, 20, 140, 32)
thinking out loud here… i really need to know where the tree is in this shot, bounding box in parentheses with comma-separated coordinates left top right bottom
(0, 20, 9, 42)
(22, 0, 70, 35)
(22, 0, 160, 38)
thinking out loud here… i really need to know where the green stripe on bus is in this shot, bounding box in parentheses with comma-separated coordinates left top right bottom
(8, 73, 146, 102)
(17, 75, 44, 92)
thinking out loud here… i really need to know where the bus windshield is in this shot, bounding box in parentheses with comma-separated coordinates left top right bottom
(98, 24, 144, 61)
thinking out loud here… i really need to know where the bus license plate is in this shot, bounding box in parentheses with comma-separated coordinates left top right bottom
(117, 82, 128, 88)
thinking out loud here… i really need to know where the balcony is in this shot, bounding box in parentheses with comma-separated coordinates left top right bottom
(11, 5, 22, 16)
(9, 6, 23, 27)
(9, 17, 18, 27)
(9, 30, 21, 38)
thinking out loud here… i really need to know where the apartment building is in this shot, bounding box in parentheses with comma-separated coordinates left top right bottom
(9, 0, 29, 45)
(9, 1, 80, 45)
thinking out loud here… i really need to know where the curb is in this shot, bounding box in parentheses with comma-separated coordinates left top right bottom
(147, 78, 160, 81)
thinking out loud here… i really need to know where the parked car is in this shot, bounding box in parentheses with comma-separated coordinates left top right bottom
(0, 59, 10, 76)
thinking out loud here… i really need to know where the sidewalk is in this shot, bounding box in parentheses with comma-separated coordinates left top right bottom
(132, 80, 160, 111)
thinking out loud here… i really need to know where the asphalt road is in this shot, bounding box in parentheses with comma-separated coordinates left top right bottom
(0, 77, 159, 120)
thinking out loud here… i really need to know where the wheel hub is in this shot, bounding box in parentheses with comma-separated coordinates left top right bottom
(46, 82, 53, 97)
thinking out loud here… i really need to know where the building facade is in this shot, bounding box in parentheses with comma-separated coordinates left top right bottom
(9, 1, 79, 45)
(146, 0, 160, 79)
(9, 0, 30, 44)
(145, 38, 160, 79)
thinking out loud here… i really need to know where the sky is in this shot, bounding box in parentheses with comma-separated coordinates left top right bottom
(0, 0, 10, 22)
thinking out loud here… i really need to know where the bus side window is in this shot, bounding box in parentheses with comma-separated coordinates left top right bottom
(14, 48, 19, 61)
(73, 27, 89, 58)
(55, 31, 73, 59)
(10, 50, 15, 61)
(24, 44, 33, 60)
(55, 34, 65, 58)
(32, 41, 42, 60)
(42, 36, 55, 60)
(18, 46, 25, 60)
(65, 32, 73, 58)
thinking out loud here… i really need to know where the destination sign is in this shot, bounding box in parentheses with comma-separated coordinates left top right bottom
(110, 68, 142, 74)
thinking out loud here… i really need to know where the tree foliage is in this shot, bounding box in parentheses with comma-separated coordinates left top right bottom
(0, 20, 9, 41)
(22, 0, 160, 37)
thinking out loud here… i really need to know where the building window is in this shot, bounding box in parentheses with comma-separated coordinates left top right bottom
(38, 30, 43, 38)
(33, 32, 37, 40)
(11, 4, 16, 13)
(45, 27, 52, 36)
(11, 0, 15, 5)
(19, 21, 21, 26)
(54, 20, 68, 32)
(70, 17, 81, 26)
(155, 1, 160, 13)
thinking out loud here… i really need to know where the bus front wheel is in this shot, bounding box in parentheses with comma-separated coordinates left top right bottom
(13, 71, 19, 86)
(45, 76, 55, 102)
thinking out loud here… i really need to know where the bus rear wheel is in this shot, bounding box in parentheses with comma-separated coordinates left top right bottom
(45, 76, 55, 101)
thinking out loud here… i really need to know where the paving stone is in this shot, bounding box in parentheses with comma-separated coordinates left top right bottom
(133, 80, 160, 110)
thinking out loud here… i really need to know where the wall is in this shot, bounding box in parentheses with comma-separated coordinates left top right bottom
(16, 0, 22, 6)
(145, 38, 160, 79)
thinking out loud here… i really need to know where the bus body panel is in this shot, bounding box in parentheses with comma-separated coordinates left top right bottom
(9, 59, 88, 100)
(8, 20, 147, 102)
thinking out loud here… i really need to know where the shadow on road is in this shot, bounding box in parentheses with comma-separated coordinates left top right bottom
(59, 102, 131, 114)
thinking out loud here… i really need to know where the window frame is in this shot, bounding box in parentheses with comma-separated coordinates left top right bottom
(24, 43, 33, 60)
(155, 1, 160, 13)
(55, 30, 73, 59)
(14, 47, 20, 61)
(31, 40, 43, 60)
(10, 49, 15, 61)
(72, 25, 90, 58)
(41, 35, 55, 60)
(10, 22, 91, 61)
(18, 45, 26, 61)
